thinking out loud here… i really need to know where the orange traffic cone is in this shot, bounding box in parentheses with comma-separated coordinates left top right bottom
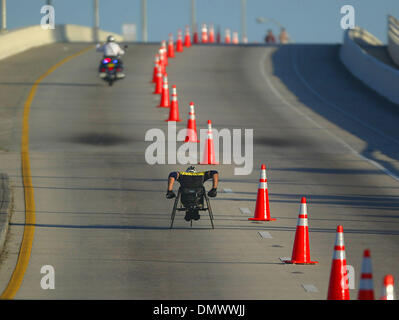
(232, 31, 239, 44)
(282, 197, 317, 264)
(249, 164, 275, 221)
(381, 275, 395, 300)
(200, 120, 218, 164)
(358, 249, 374, 300)
(184, 102, 199, 143)
(201, 24, 208, 43)
(158, 49, 166, 75)
(161, 41, 168, 66)
(166, 85, 181, 122)
(168, 34, 175, 58)
(209, 24, 215, 43)
(176, 29, 184, 52)
(225, 29, 231, 44)
(216, 25, 221, 43)
(158, 73, 169, 107)
(151, 54, 159, 83)
(327, 225, 350, 300)
(184, 26, 191, 47)
(153, 66, 163, 94)
(193, 25, 199, 44)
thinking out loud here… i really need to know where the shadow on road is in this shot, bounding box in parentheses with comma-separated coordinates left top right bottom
(271, 44, 399, 178)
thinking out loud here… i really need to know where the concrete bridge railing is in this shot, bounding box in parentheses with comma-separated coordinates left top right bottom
(0, 24, 123, 61)
(388, 15, 399, 67)
(340, 26, 399, 105)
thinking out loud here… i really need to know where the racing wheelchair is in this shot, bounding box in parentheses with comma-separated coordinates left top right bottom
(170, 186, 215, 229)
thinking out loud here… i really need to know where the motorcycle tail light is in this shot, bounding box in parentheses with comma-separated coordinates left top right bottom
(101, 68, 106, 72)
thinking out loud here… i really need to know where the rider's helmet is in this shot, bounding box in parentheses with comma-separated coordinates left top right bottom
(186, 166, 197, 173)
(107, 35, 116, 43)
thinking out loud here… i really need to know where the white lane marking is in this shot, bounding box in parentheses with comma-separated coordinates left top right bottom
(223, 188, 233, 193)
(240, 207, 251, 214)
(258, 231, 272, 238)
(259, 49, 399, 184)
(302, 284, 319, 293)
(279, 257, 291, 262)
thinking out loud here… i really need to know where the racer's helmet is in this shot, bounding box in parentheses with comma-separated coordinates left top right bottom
(186, 166, 197, 173)
(107, 35, 116, 43)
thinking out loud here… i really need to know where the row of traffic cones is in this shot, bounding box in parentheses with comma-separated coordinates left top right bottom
(249, 164, 396, 300)
(191, 23, 247, 44)
(151, 28, 218, 165)
(155, 27, 395, 300)
(328, 228, 395, 300)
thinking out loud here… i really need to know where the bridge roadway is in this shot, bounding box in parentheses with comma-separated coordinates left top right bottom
(0, 42, 398, 299)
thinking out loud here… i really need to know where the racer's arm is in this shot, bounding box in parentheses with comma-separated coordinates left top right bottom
(204, 170, 218, 197)
(166, 172, 180, 198)
(167, 171, 180, 191)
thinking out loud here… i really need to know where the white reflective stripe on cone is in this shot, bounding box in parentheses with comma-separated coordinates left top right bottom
(297, 218, 308, 227)
(299, 203, 307, 215)
(333, 249, 346, 260)
(385, 285, 395, 300)
(334, 232, 345, 247)
(362, 258, 372, 274)
(258, 182, 268, 189)
(359, 279, 374, 290)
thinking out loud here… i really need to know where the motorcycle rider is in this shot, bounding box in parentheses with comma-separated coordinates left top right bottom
(96, 35, 125, 78)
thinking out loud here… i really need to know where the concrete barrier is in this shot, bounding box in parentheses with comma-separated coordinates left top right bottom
(388, 15, 399, 67)
(340, 26, 399, 105)
(0, 24, 123, 61)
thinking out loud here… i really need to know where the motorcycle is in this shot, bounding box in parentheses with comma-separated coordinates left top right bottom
(98, 45, 128, 86)
(99, 57, 125, 86)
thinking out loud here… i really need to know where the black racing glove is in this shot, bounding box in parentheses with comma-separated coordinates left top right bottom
(166, 190, 176, 199)
(208, 188, 217, 198)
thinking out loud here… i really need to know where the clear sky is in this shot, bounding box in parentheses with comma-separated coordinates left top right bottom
(4, 0, 399, 43)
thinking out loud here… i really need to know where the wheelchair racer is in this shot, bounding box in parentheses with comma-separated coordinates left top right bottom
(166, 166, 218, 221)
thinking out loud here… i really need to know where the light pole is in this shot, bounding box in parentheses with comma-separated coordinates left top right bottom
(93, 0, 100, 42)
(46, 0, 52, 5)
(141, 0, 147, 42)
(241, 0, 247, 42)
(191, 0, 196, 34)
(1, 0, 6, 33)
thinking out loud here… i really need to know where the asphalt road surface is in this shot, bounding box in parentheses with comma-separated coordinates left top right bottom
(0, 42, 398, 299)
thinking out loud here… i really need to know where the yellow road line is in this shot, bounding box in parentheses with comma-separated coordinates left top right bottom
(0, 45, 94, 299)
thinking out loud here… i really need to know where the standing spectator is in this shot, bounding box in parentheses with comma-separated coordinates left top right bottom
(279, 28, 289, 44)
(265, 29, 276, 43)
